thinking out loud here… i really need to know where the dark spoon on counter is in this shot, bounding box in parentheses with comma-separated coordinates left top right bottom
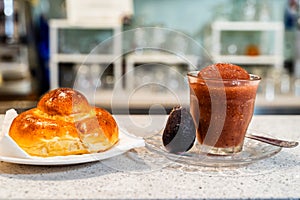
(246, 133, 299, 148)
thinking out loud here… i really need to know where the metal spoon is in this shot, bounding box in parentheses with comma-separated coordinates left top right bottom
(246, 133, 299, 148)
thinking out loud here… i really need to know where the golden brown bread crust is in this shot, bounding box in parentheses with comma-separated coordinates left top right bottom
(9, 88, 119, 157)
(37, 87, 91, 116)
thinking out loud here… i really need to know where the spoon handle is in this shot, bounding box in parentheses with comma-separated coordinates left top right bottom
(246, 133, 299, 148)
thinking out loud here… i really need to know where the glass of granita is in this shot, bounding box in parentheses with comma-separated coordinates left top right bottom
(187, 63, 261, 155)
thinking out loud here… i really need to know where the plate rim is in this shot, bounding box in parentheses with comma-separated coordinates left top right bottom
(0, 150, 126, 166)
(0, 131, 145, 166)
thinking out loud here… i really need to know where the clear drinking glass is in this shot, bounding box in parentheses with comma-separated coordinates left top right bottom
(187, 71, 261, 155)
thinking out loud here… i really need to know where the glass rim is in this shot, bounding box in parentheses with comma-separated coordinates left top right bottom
(187, 71, 261, 82)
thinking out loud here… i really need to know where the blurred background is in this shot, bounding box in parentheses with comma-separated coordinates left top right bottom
(0, 0, 300, 114)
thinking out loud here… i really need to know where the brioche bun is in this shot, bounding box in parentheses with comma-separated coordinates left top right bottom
(9, 88, 119, 157)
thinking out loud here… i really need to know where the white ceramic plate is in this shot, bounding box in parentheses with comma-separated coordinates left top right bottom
(0, 131, 145, 166)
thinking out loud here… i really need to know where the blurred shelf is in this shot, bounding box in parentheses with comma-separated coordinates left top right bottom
(212, 55, 283, 65)
(255, 94, 300, 114)
(51, 54, 117, 63)
(0, 100, 37, 114)
(211, 21, 284, 68)
(211, 21, 284, 31)
(50, 19, 122, 29)
(256, 94, 300, 108)
(49, 19, 122, 89)
(0, 78, 32, 95)
(126, 54, 198, 66)
(87, 89, 189, 111)
(125, 53, 198, 91)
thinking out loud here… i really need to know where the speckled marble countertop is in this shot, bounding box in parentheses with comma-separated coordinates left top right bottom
(0, 115, 299, 199)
